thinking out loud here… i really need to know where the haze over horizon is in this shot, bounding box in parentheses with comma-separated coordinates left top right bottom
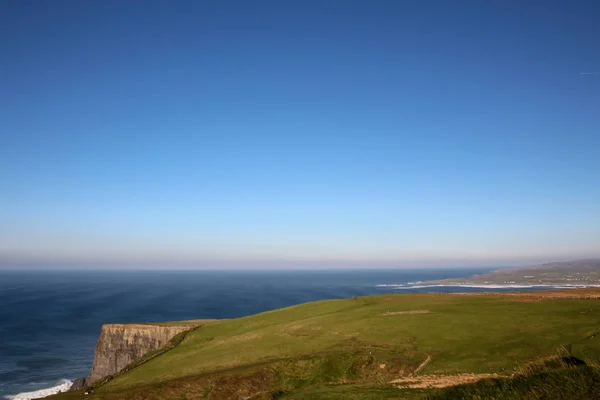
(2, 1, 599, 269)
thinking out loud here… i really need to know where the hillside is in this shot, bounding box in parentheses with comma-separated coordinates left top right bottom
(424, 259, 600, 287)
(51, 289, 600, 399)
(430, 364, 600, 400)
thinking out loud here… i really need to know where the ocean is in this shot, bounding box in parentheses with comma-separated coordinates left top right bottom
(0, 267, 541, 399)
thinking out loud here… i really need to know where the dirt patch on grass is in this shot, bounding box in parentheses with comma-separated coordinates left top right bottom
(390, 373, 501, 389)
(278, 322, 323, 337)
(378, 310, 432, 316)
(213, 331, 264, 345)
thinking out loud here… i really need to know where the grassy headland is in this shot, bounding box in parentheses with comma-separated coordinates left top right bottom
(51, 289, 600, 399)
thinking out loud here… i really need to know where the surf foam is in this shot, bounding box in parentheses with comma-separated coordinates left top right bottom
(4, 379, 72, 400)
(376, 283, 600, 290)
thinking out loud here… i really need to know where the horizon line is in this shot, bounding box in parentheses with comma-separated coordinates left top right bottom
(1, 256, 599, 270)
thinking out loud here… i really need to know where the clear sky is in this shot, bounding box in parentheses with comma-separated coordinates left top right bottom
(1, 0, 599, 268)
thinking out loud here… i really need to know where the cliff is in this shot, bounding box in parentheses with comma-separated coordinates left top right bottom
(87, 323, 195, 383)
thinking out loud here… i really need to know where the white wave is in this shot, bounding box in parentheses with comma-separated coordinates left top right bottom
(5, 379, 72, 400)
(447, 283, 600, 289)
(439, 284, 540, 289)
(389, 283, 600, 290)
(393, 284, 445, 289)
(375, 284, 407, 287)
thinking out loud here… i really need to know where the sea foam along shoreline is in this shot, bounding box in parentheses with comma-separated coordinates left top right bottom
(375, 283, 600, 289)
(4, 379, 73, 400)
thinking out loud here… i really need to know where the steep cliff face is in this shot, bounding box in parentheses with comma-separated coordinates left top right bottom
(88, 324, 193, 383)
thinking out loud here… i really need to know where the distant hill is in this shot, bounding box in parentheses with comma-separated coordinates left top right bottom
(424, 259, 600, 287)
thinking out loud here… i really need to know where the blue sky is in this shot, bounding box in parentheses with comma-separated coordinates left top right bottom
(1, 1, 599, 268)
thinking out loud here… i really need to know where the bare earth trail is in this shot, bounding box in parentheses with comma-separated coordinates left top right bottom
(390, 373, 501, 389)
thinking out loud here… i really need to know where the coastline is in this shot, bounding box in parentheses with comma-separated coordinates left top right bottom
(377, 283, 600, 289)
(3, 263, 600, 399)
(4, 380, 72, 400)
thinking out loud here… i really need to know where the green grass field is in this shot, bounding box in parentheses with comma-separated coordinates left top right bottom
(51, 290, 600, 399)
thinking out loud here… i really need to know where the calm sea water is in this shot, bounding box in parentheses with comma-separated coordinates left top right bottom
(0, 268, 507, 398)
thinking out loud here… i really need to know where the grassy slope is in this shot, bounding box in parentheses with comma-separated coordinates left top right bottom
(52, 291, 600, 399)
(430, 366, 600, 400)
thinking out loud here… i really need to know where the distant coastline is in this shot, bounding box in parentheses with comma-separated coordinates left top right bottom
(420, 259, 600, 288)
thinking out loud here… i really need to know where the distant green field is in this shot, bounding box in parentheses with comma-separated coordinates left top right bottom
(51, 290, 600, 399)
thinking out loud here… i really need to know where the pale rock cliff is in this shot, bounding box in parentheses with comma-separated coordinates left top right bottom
(87, 324, 193, 383)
